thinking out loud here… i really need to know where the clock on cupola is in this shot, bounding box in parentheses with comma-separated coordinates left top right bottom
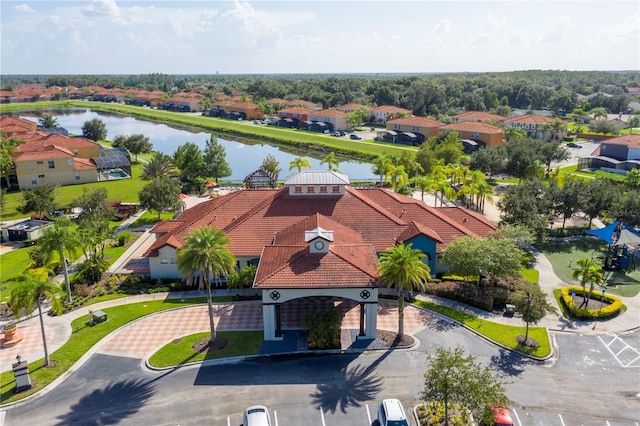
(305, 226, 333, 253)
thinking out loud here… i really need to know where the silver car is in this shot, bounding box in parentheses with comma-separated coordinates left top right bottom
(243, 405, 271, 426)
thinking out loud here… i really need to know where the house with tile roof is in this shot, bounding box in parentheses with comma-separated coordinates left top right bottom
(370, 106, 413, 125)
(452, 111, 506, 124)
(580, 134, 640, 173)
(438, 121, 504, 148)
(308, 109, 349, 131)
(336, 103, 368, 114)
(145, 171, 496, 340)
(0, 116, 38, 136)
(12, 145, 98, 189)
(380, 116, 445, 145)
(503, 114, 566, 141)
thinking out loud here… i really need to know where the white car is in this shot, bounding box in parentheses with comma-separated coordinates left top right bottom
(377, 398, 410, 426)
(243, 405, 271, 426)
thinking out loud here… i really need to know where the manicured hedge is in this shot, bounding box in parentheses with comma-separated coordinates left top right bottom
(560, 286, 624, 319)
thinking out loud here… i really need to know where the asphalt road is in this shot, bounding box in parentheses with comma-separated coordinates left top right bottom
(3, 322, 639, 425)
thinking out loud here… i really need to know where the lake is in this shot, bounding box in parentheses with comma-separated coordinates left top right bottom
(19, 108, 376, 182)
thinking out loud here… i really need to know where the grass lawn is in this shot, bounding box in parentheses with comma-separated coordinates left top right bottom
(148, 330, 263, 368)
(0, 296, 225, 404)
(535, 239, 640, 297)
(1, 162, 147, 221)
(521, 268, 539, 283)
(413, 300, 551, 358)
(129, 210, 175, 228)
(0, 248, 34, 302)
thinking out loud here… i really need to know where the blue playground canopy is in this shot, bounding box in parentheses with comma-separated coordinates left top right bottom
(586, 221, 640, 245)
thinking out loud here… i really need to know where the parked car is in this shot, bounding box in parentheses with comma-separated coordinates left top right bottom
(243, 405, 271, 426)
(377, 399, 409, 426)
(567, 142, 582, 148)
(330, 130, 342, 136)
(253, 120, 262, 124)
(350, 134, 362, 140)
(491, 406, 514, 426)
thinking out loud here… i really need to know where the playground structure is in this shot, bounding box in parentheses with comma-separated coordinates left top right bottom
(587, 221, 640, 273)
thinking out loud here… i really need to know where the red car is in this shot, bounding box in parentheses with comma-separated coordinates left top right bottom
(492, 406, 514, 426)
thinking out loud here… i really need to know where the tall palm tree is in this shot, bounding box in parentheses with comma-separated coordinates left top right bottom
(10, 273, 62, 366)
(413, 175, 431, 202)
(143, 152, 176, 180)
(571, 258, 604, 308)
(289, 157, 312, 173)
(475, 181, 494, 213)
(39, 218, 78, 303)
(377, 243, 430, 338)
(387, 164, 408, 191)
(177, 226, 236, 344)
(320, 151, 340, 172)
(504, 126, 527, 141)
(371, 155, 393, 187)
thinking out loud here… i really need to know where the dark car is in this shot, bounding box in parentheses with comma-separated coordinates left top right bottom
(350, 134, 362, 140)
(567, 142, 582, 148)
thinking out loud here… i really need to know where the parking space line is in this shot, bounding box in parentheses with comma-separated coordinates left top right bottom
(558, 413, 565, 426)
(512, 408, 522, 426)
(274, 410, 278, 426)
(366, 404, 372, 425)
(320, 406, 326, 426)
(227, 416, 230, 426)
(598, 332, 640, 368)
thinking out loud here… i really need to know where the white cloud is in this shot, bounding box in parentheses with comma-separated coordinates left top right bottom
(14, 4, 34, 13)
(539, 16, 571, 43)
(433, 19, 453, 36)
(469, 14, 506, 46)
(83, 0, 120, 17)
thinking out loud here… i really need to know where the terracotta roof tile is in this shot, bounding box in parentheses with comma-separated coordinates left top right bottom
(387, 116, 445, 127)
(452, 111, 505, 122)
(602, 134, 640, 148)
(438, 121, 503, 134)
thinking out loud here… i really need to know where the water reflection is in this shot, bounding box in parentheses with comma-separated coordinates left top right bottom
(19, 108, 376, 182)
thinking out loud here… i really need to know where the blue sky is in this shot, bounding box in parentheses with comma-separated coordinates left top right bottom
(1, 0, 639, 75)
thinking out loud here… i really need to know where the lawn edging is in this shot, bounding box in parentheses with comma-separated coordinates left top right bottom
(411, 300, 554, 361)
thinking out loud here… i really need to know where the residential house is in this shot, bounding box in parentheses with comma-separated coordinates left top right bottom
(144, 171, 496, 341)
(277, 107, 315, 122)
(503, 114, 567, 141)
(369, 106, 412, 125)
(381, 116, 445, 145)
(307, 109, 349, 131)
(582, 134, 640, 173)
(162, 92, 205, 112)
(452, 111, 505, 124)
(12, 145, 98, 189)
(337, 103, 368, 114)
(0, 116, 38, 136)
(15, 133, 101, 159)
(437, 121, 504, 148)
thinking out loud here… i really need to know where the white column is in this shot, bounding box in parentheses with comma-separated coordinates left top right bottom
(262, 304, 276, 341)
(364, 303, 378, 339)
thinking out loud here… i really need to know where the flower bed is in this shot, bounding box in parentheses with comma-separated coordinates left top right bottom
(560, 286, 624, 320)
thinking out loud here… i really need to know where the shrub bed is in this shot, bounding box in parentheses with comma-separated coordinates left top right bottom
(560, 286, 624, 319)
(415, 402, 474, 426)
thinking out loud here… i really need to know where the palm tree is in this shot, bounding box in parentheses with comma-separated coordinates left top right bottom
(177, 226, 236, 344)
(413, 175, 431, 202)
(571, 258, 604, 308)
(10, 273, 62, 366)
(143, 152, 176, 180)
(289, 157, 312, 173)
(475, 181, 494, 213)
(320, 151, 340, 172)
(504, 126, 527, 141)
(39, 218, 78, 303)
(387, 164, 408, 191)
(378, 243, 430, 338)
(371, 155, 393, 187)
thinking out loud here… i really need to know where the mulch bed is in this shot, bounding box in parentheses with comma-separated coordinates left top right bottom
(376, 329, 414, 348)
(570, 294, 608, 310)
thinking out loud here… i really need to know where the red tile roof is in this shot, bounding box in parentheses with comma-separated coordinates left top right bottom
(387, 116, 445, 127)
(13, 145, 74, 161)
(278, 107, 315, 115)
(254, 213, 379, 288)
(371, 105, 412, 114)
(601, 134, 640, 149)
(438, 121, 504, 134)
(504, 114, 555, 125)
(309, 109, 348, 118)
(15, 134, 99, 154)
(452, 111, 505, 122)
(146, 185, 496, 259)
